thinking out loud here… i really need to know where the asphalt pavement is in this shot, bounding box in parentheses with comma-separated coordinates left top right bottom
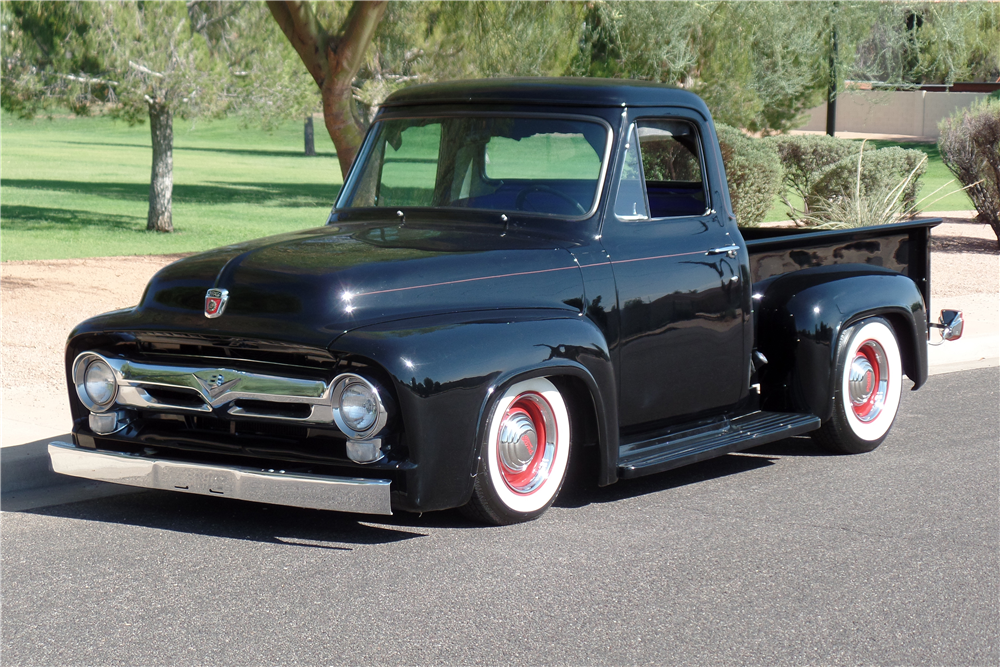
(2, 367, 997, 666)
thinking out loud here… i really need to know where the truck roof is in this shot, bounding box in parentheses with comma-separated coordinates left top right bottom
(381, 77, 711, 114)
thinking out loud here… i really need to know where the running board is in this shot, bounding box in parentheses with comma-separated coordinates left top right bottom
(618, 411, 821, 479)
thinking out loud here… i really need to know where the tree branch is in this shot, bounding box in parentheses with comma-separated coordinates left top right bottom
(321, 0, 387, 176)
(58, 72, 120, 86)
(266, 0, 387, 177)
(129, 60, 165, 78)
(266, 1, 329, 88)
(327, 1, 387, 88)
(186, 0, 246, 35)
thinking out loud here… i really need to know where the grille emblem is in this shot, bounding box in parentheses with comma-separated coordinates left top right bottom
(195, 372, 242, 401)
(205, 288, 229, 318)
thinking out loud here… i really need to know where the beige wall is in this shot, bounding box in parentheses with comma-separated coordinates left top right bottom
(799, 90, 990, 138)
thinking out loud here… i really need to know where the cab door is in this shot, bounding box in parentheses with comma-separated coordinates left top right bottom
(602, 111, 747, 433)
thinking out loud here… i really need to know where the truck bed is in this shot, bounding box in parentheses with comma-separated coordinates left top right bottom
(741, 218, 941, 315)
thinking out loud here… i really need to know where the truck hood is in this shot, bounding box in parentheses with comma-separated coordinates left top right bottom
(89, 222, 586, 349)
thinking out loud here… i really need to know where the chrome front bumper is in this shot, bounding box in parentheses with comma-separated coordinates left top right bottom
(48, 441, 392, 515)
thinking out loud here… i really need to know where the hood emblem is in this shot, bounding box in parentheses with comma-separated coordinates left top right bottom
(205, 288, 229, 318)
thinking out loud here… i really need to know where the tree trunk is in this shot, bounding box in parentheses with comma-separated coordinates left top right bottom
(826, 20, 838, 136)
(147, 102, 174, 233)
(304, 115, 316, 156)
(267, 1, 387, 178)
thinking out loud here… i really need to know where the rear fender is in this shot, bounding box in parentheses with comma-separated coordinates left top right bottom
(754, 265, 927, 421)
(331, 309, 618, 512)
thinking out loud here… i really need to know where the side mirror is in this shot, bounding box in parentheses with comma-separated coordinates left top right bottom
(939, 309, 964, 342)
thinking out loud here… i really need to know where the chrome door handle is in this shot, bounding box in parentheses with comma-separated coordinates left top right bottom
(707, 245, 739, 258)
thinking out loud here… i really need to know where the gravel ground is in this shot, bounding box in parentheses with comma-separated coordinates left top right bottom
(2, 213, 997, 396)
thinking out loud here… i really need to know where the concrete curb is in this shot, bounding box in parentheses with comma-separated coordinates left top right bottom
(927, 357, 1000, 377)
(0, 433, 142, 512)
(0, 435, 140, 511)
(1, 436, 69, 494)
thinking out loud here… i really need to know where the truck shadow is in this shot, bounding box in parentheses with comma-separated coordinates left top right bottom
(17, 437, 832, 540)
(23, 492, 428, 549)
(744, 435, 834, 457)
(556, 435, 831, 509)
(556, 450, 774, 509)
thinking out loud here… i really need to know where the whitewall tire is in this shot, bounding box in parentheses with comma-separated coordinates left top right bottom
(813, 318, 903, 454)
(463, 377, 571, 524)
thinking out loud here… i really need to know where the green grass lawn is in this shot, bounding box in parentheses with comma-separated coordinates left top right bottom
(1, 113, 977, 260)
(762, 139, 975, 223)
(2, 112, 344, 261)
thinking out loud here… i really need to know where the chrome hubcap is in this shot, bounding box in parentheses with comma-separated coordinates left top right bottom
(498, 412, 538, 473)
(849, 357, 875, 405)
(848, 340, 888, 422)
(495, 392, 557, 495)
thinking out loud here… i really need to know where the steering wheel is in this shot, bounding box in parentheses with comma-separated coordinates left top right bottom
(514, 185, 587, 215)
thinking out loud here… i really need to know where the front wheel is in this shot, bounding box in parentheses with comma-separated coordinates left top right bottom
(813, 318, 903, 454)
(462, 377, 571, 525)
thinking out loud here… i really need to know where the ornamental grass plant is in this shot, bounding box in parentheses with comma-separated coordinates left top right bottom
(809, 146, 927, 216)
(803, 140, 978, 230)
(767, 134, 928, 225)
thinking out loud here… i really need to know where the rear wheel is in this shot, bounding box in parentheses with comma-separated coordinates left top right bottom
(813, 318, 902, 454)
(462, 378, 571, 525)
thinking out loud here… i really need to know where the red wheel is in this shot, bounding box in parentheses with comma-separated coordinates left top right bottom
(849, 339, 888, 423)
(463, 378, 571, 525)
(813, 318, 902, 454)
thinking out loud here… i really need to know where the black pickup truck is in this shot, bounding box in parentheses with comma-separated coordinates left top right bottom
(50, 78, 963, 524)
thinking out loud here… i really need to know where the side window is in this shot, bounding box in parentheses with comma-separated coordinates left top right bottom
(635, 120, 708, 218)
(615, 119, 708, 222)
(614, 125, 650, 220)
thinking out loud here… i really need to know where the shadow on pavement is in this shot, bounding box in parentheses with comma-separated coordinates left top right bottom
(6, 436, 826, 539)
(745, 434, 835, 457)
(21, 491, 428, 549)
(556, 448, 779, 509)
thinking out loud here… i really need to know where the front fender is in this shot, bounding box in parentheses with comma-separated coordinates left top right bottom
(330, 309, 617, 512)
(755, 265, 928, 421)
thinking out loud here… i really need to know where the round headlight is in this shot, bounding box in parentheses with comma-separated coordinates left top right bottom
(85, 360, 117, 407)
(331, 373, 387, 439)
(341, 383, 378, 432)
(73, 353, 118, 413)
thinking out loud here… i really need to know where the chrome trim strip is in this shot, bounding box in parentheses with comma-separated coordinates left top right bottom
(48, 441, 392, 515)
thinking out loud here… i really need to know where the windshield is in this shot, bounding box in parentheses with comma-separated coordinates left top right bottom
(338, 116, 609, 218)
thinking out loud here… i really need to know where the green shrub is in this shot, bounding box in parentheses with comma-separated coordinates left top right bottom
(802, 155, 927, 230)
(808, 145, 927, 216)
(765, 134, 860, 213)
(938, 98, 1000, 248)
(715, 123, 783, 228)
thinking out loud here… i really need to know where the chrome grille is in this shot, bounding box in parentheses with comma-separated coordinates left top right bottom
(76, 351, 337, 425)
